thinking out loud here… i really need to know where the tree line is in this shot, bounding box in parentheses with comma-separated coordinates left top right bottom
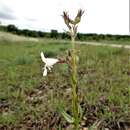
(0, 24, 130, 41)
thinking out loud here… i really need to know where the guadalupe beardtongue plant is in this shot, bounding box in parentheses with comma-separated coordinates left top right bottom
(40, 9, 84, 130)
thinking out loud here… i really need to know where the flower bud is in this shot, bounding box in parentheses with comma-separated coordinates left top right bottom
(74, 9, 84, 24)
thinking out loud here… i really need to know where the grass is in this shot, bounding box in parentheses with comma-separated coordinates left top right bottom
(0, 38, 130, 129)
(101, 40, 130, 45)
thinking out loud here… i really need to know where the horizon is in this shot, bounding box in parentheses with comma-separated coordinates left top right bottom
(1, 23, 130, 36)
(0, 0, 129, 35)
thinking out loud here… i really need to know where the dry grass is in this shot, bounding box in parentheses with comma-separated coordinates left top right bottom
(0, 31, 39, 42)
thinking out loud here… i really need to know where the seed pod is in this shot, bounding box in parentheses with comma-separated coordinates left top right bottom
(62, 11, 71, 29)
(74, 9, 84, 25)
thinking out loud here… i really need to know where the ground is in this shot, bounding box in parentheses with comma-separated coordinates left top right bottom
(0, 32, 130, 130)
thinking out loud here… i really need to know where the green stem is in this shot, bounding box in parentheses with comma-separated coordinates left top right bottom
(71, 29, 79, 130)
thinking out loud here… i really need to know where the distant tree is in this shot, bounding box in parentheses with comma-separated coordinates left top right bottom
(31, 31, 39, 37)
(44, 32, 51, 38)
(99, 34, 105, 40)
(7, 24, 18, 33)
(62, 32, 70, 39)
(76, 33, 82, 40)
(38, 31, 45, 37)
(21, 29, 29, 36)
(50, 29, 58, 39)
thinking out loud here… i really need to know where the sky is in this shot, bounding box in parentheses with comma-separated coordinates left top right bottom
(0, 0, 129, 35)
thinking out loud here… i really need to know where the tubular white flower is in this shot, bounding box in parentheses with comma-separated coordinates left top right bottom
(40, 52, 59, 76)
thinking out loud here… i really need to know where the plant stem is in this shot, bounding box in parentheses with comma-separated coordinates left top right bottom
(71, 27, 79, 130)
(62, 9, 84, 129)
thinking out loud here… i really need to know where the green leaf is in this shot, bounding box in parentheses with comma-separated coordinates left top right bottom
(78, 104, 83, 121)
(59, 108, 74, 123)
(62, 110, 74, 123)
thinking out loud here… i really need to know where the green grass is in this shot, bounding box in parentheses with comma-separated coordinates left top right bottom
(0, 38, 130, 129)
(98, 40, 130, 45)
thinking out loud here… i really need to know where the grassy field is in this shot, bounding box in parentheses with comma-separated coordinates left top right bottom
(0, 35, 130, 129)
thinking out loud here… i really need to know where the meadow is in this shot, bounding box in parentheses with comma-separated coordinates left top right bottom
(0, 35, 130, 130)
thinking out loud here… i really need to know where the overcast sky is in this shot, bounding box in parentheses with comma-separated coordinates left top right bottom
(0, 0, 129, 35)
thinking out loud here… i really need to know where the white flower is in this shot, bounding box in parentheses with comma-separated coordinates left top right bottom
(40, 52, 59, 76)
